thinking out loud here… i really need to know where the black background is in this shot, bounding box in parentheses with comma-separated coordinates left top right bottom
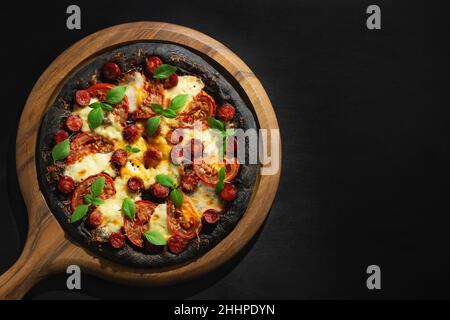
(1, 0, 450, 299)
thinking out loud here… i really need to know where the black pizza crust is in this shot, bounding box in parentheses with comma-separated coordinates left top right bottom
(36, 42, 258, 268)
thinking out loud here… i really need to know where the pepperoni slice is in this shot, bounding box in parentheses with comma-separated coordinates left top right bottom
(180, 172, 199, 193)
(124, 200, 157, 248)
(111, 149, 128, 168)
(127, 176, 144, 193)
(54, 130, 69, 144)
(57, 176, 75, 194)
(144, 148, 162, 168)
(89, 210, 102, 228)
(167, 235, 188, 255)
(219, 183, 238, 202)
(65, 115, 83, 133)
(217, 103, 236, 122)
(108, 232, 125, 249)
(150, 183, 170, 199)
(102, 62, 121, 81)
(122, 125, 140, 144)
(75, 90, 91, 107)
(145, 56, 163, 74)
(163, 73, 179, 89)
(202, 209, 220, 224)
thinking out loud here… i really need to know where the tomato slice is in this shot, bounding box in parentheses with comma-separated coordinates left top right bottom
(178, 91, 216, 128)
(70, 173, 116, 212)
(193, 157, 240, 186)
(86, 83, 129, 125)
(66, 132, 114, 164)
(133, 79, 164, 120)
(167, 194, 202, 240)
(123, 200, 157, 248)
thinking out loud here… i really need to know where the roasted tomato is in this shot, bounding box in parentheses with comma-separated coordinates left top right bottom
(70, 173, 116, 212)
(87, 83, 129, 125)
(124, 200, 157, 248)
(66, 132, 114, 164)
(133, 79, 164, 120)
(178, 91, 216, 128)
(167, 195, 201, 240)
(193, 157, 240, 185)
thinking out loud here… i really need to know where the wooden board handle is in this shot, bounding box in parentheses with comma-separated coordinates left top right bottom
(0, 216, 65, 299)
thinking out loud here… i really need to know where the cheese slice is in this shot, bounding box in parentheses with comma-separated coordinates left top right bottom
(121, 72, 147, 113)
(64, 152, 116, 182)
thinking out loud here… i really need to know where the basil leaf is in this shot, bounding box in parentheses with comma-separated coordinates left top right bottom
(170, 188, 183, 208)
(122, 198, 136, 220)
(51, 139, 70, 162)
(152, 104, 164, 115)
(162, 109, 177, 119)
(144, 229, 167, 246)
(91, 197, 104, 206)
(84, 194, 94, 204)
(101, 103, 114, 111)
(105, 85, 127, 105)
(153, 64, 177, 79)
(208, 117, 225, 132)
(71, 204, 89, 223)
(125, 145, 140, 153)
(155, 174, 175, 188)
(216, 167, 226, 192)
(146, 116, 161, 136)
(169, 94, 189, 111)
(88, 107, 104, 129)
(90, 176, 105, 197)
(89, 101, 103, 109)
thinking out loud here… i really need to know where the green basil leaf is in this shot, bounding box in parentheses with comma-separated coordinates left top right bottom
(216, 167, 226, 192)
(90, 176, 105, 197)
(71, 204, 90, 223)
(88, 107, 104, 129)
(146, 116, 161, 136)
(143, 229, 167, 246)
(105, 85, 127, 105)
(101, 103, 114, 111)
(151, 104, 164, 115)
(51, 139, 70, 162)
(153, 64, 177, 79)
(89, 101, 103, 109)
(208, 117, 225, 132)
(155, 174, 175, 188)
(122, 198, 136, 220)
(162, 109, 177, 119)
(169, 94, 189, 111)
(84, 194, 94, 204)
(170, 188, 183, 208)
(91, 197, 104, 206)
(125, 145, 140, 153)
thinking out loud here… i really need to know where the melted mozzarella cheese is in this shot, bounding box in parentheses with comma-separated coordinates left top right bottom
(96, 177, 141, 240)
(73, 98, 123, 144)
(148, 203, 171, 240)
(164, 76, 204, 111)
(121, 72, 147, 113)
(64, 153, 116, 182)
(190, 182, 224, 215)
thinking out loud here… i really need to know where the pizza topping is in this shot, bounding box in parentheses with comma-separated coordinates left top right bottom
(111, 149, 128, 168)
(122, 124, 140, 143)
(217, 103, 236, 122)
(71, 173, 116, 212)
(65, 115, 83, 133)
(166, 128, 183, 145)
(178, 91, 216, 127)
(108, 232, 125, 249)
(163, 73, 179, 89)
(167, 235, 188, 254)
(54, 130, 69, 145)
(57, 175, 75, 194)
(122, 198, 136, 220)
(144, 148, 162, 168)
(153, 64, 177, 79)
(145, 56, 163, 75)
(75, 90, 91, 107)
(89, 210, 103, 228)
(202, 209, 220, 225)
(52, 139, 70, 162)
(167, 196, 201, 240)
(193, 157, 240, 186)
(124, 200, 157, 247)
(102, 62, 121, 81)
(150, 182, 170, 199)
(219, 183, 237, 202)
(180, 172, 199, 193)
(127, 176, 144, 193)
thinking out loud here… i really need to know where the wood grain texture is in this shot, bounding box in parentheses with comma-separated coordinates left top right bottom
(0, 22, 281, 300)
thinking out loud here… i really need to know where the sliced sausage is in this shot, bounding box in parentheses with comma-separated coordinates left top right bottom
(150, 183, 170, 199)
(111, 149, 128, 169)
(58, 176, 75, 194)
(144, 148, 162, 168)
(65, 115, 83, 133)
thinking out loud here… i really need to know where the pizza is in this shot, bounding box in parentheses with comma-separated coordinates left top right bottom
(37, 43, 257, 267)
